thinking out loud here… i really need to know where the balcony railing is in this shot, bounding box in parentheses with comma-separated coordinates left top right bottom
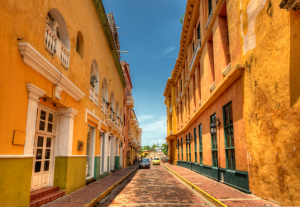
(44, 24, 70, 69)
(169, 107, 172, 113)
(205, 10, 214, 29)
(169, 131, 172, 135)
(209, 82, 215, 92)
(89, 85, 99, 106)
(126, 95, 134, 109)
(190, 39, 201, 70)
(222, 62, 232, 77)
(101, 99, 108, 116)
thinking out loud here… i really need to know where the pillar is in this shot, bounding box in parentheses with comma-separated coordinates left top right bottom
(56, 108, 78, 156)
(24, 84, 45, 155)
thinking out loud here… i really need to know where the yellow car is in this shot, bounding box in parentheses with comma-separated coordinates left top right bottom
(153, 158, 161, 165)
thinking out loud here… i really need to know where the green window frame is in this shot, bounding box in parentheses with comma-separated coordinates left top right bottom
(181, 79, 183, 92)
(194, 128, 197, 163)
(188, 133, 191, 162)
(223, 102, 236, 170)
(199, 124, 203, 164)
(177, 139, 180, 161)
(211, 114, 218, 167)
(186, 135, 188, 161)
(208, 0, 212, 15)
(197, 24, 201, 40)
(181, 138, 183, 160)
(192, 42, 195, 53)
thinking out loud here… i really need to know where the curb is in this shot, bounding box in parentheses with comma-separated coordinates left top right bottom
(84, 167, 138, 207)
(161, 164, 227, 207)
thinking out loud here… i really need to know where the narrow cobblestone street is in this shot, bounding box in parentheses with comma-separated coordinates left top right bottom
(96, 164, 213, 207)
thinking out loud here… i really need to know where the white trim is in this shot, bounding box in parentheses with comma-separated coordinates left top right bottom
(18, 42, 85, 101)
(24, 84, 45, 155)
(86, 108, 106, 130)
(107, 119, 122, 134)
(59, 155, 87, 157)
(0, 155, 34, 158)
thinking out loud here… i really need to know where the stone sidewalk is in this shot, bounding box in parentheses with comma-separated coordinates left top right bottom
(163, 163, 279, 207)
(44, 165, 138, 207)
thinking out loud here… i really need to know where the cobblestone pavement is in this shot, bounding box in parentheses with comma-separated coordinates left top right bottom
(163, 164, 280, 207)
(96, 164, 212, 207)
(44, 165, 138, 207)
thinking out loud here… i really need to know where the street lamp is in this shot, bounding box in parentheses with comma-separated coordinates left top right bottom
(120, 141, 123, 147)
(210, 118, 221, 135)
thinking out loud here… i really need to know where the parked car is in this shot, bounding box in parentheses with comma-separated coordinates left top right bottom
(153, 157, 161, 165)
(139, 158, 150, 169)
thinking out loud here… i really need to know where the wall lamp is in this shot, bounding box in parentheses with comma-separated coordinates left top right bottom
(210, 118, 221, 135)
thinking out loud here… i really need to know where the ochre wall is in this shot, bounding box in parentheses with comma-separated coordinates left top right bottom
(0, 158, 33, 207)
(0, 0, 124, 156)
(240, 0, 300, 205)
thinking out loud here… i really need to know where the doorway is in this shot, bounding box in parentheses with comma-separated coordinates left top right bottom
(31, 106, 56, 191)
(86, 125, 95, 179)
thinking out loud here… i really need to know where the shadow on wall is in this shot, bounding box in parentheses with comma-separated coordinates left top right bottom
(290, 11, 300, 107)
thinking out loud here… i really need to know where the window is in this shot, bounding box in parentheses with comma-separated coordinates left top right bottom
(208, 0, 212, 15)
(186, 135, 188, 161)
(194, 128, 197, 163)
(223, 102, 235, 170)
(76, 31, 84, 58)
(181, 79, 183, 92)
(199, 124, 203, 164)
(193, 42, 195, 53)
(181, 138, 183, 160)
(197, 24, 201, 40)
(36, 107, 56, 135)
(178, 139, 180, 160)
(211, 114, 218, 167)
(188, 133, 191, 162)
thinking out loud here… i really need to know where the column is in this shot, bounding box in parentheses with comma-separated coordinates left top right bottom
(56, 108, 78, 156)
(119, 142, 123, 169)
(110, 135, 115, 171)
(24, 84, 45, 155)
(102, 133, 109, 173)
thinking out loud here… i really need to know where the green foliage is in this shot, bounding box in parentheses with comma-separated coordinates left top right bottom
(180, 15, 185, 24)
(161, 143, 168, 155)
(150, 144, 157, 151)
(142, 146, 150, 151)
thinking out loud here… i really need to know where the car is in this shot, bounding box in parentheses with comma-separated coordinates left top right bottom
(139, 158, 150, 169)
(153, 157, 161, 165)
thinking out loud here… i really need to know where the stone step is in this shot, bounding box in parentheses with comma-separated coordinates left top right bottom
(30, 190, 65, 207)
(30, 186, 60, 201)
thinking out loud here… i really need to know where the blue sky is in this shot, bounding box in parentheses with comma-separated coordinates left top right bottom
(102, 0, 187, 147)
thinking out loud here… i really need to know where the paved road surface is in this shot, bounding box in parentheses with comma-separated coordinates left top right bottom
(95, 164, 214, 207)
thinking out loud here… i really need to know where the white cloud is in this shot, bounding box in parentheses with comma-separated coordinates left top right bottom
(139, 115, 167, 146)
(138, 115, 155, 122)
(162, 46, 176, 55)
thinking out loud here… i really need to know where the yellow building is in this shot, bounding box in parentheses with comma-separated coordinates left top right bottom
(128, 110, 142, 165)
(164, 0, 300, 206)
(0, 0, 143, 206)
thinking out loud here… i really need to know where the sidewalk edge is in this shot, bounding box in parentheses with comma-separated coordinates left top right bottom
(162, 164, 227, 207)
(84, 167, 138, 207)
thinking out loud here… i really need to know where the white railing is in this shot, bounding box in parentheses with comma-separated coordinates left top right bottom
(169, 107, 172, 113)
(60, 43, 70, 69)
(89, 85, 99, 105)
(206, 11, 214, 29)
(222, 62, 232, 76)
(101, 99, 108, 116)
(44, 24, 70, 69)
(210, 82, 215, 92)
(89, 85, 94, 101)
(190, 39, 201, 70)
(45, 25, 57, 55)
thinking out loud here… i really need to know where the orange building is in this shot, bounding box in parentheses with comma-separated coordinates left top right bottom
(0, 1, 141, 206)
(164, 0, 300, 206)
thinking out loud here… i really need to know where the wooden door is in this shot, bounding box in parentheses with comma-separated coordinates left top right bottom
(31, 134, 53, 191)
